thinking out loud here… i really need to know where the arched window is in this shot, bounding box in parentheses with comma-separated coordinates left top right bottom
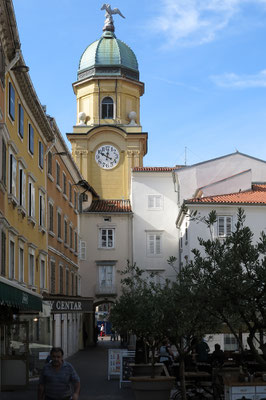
(101, 97, 114, 119)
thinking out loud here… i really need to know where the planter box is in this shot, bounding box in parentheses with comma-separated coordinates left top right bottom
(130, 363, 164, 377)
(130, 376, 175, 400)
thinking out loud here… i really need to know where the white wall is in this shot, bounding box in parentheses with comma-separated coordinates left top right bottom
(131, 171, 179, 280)
(175, 153, 266, 203)
(79, 212, 133, 299)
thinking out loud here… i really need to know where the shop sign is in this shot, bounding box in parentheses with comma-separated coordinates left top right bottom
(22, 292, 29, 305)
(48, 298, 93, 313)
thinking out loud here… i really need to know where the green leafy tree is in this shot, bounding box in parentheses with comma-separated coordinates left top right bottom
(183, 208, 266, 368)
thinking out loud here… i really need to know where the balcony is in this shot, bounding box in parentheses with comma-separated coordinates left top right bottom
(95, 283, 117, 297)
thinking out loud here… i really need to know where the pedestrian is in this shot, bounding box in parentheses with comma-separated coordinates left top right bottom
(100, 323, 105, 337)
(38, 347, 80, 400)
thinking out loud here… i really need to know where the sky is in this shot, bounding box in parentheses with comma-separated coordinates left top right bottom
(12, 0, 266, 167)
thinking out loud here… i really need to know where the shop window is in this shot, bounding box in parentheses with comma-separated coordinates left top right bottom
(101, 97, 114, 119)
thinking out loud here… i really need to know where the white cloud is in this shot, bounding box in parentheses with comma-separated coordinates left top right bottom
(211, 70, 266, 88)
(152, 0, 266, 47)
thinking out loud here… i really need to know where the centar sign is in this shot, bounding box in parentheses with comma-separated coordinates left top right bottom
(50, 300, 82, 312)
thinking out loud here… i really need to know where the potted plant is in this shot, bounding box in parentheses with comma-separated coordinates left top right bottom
(109, 262, 175, 400)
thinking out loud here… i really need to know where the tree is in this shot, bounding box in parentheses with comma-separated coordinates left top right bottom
(183, 208, 266, 368)
(110, 261, 219, 399)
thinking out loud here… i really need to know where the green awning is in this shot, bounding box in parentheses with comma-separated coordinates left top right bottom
(0, 281, 42, 312)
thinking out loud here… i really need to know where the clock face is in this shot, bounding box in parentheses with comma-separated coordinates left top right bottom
(95, 145, 120, 169)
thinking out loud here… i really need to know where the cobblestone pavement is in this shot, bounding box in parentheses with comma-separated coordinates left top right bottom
(0, 338, 135, 400)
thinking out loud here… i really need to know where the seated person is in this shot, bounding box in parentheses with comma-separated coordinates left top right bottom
(159, 340, 174, 372)
(211, 343, 225, 367)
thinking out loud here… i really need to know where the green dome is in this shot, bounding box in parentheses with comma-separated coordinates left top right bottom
(78, 31, 139, 81)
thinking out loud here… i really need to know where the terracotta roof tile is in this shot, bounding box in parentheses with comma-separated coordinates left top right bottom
(186, 184, 266, 205)
(85, 199, 132, 213)
(132, 167, 177, 172)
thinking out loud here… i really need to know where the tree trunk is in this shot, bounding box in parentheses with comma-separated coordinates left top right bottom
(179, 356, 187, 400)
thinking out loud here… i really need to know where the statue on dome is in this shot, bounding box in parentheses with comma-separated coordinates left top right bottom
(101, 4, 125, 32)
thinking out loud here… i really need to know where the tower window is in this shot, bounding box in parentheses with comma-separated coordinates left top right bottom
(101, 97, 114, 119)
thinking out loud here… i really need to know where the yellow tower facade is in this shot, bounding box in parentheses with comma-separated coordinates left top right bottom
(67, 27, 147, 200)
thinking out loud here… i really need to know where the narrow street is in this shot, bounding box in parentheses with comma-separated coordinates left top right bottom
(1, 337, 135, 400)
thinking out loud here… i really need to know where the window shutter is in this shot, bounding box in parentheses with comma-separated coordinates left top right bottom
(218, 217, 225, 236)
(148, 234, 155, 254)
(155, 235, 161, 254)
(31, 184, 35, 217)
(80, 241, 86, 260)
(22, 170, 26, 208)
(226, 217, 232, 235)
(12, 156, 17, 196)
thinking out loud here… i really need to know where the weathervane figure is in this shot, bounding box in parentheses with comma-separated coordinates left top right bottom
(101, 4, 125, 32)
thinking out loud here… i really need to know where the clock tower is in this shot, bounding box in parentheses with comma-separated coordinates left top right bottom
(67, 11, 147, 200)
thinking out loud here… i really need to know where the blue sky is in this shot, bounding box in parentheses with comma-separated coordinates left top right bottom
(12, 0, 266, 167)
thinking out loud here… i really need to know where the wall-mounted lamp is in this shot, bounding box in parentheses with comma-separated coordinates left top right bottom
(33, 317, 38, 322)
(11, 65, 30, 73)
(53, 152, 68, 157)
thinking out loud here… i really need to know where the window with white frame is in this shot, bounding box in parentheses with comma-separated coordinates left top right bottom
(48, 201, 54, 232)
(1, 138, 7, 187)
(63, 173, 67, 195)
(66, 269, 69, 295)
(218, 216, 232, 237)
(47, 151, 52, 175)
(99, 228, 115, 249)
(57, 210, 62, 239)
(147, 194, 163, 210)
(224, 333, 238, 351)
(64, 218, 68, 244)
(69, 182, 72, 203)
(28, 248, 35, 286)
(9, 236, 15, 279)
(28, 123, 34, 155)
(28, 178, 35, 219)
(40, 258, 45, 289)
(39, 190, 46, 229)
(80, 241, 86, 260)
(101, 97, 114, 119)
(9, 151, 17, 197)
(59, 265, 64, 294)
(99, 265, 114, 288)
(69, 225, 73, 249)
(147, 232, 162, 256)
(18, 163, 26, 210)
(74, 190, 78, 210)
(19, 244, 24, 282)
(50, 260, 56, 294)
(56, 162, 60, 187)
(8, 81, 15, 121)
(18, 103, 24, 138)
(1, 229, 6, 276)
(74, 231, 77, 252)
(39, 141, 44, 169)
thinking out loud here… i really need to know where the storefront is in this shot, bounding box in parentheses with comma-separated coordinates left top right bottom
(0, 277, 44, 390)
(45, 295, 94, 357)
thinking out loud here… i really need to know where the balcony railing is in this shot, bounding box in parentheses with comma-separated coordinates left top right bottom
(95, 284, 117, 296)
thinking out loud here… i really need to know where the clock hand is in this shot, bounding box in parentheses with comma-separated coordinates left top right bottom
(100, 151, 112, 160)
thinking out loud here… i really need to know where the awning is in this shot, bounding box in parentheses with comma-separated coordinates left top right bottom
(0, 281, 42, 312)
